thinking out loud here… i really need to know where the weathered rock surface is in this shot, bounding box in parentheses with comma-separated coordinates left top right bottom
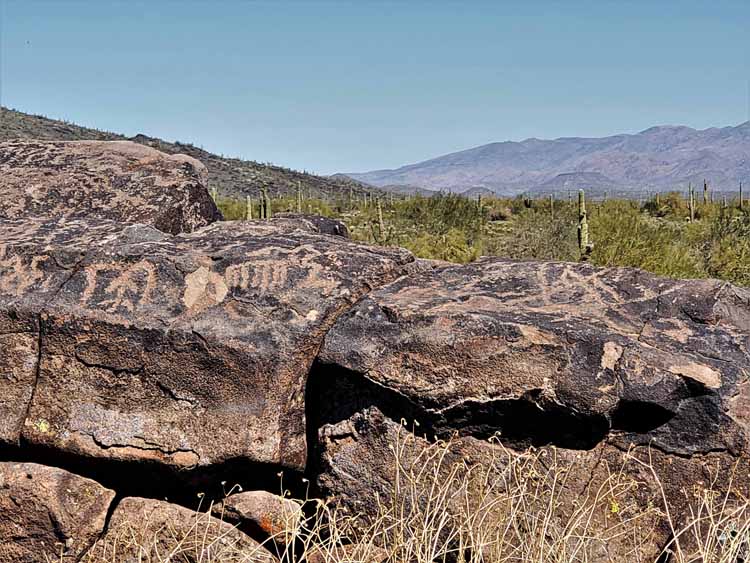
(317, 258, 750, 455)
(0, 217, 415, 473)
(212, 490, 303, 542)
(100, 497, 275, 562)
(0, 462, 115, 562)
(313, 258, 750, 560)
(317, 407, 750, 562)
(0, 140, 221, 233)
(273, 213, 350, 238)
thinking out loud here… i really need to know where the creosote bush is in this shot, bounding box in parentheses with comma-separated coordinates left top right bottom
(218, 191, 750, 286)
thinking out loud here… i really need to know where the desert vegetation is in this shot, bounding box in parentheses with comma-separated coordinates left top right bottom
(75, 430, 750, 563)
(217, 186, 750, 286)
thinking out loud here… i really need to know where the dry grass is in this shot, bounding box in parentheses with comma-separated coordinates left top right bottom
(72, 432, 749, 563)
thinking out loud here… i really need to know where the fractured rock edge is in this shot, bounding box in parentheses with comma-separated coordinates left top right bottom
(3, 235, 750, 560)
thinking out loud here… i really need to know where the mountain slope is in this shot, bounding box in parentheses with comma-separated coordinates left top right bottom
(346, 123, 750, 195)
(0, 107, 373, 199)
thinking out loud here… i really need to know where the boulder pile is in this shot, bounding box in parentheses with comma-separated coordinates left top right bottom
(0, 140, 748, 562)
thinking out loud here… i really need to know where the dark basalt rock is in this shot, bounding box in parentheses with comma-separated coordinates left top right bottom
(317, 258, 750, 456)
(0, 462, 115, 563)
(0, 140, 222, 234)
(0, 217, 415, 474)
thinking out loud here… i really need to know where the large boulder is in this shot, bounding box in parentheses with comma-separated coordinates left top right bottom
(95, 497, 275, 562)
(0, 462, 115, 562)
(0, 140, 221, 233)
(317, 258, 750, 455)
(0, 217, 415, 475)
(313, 258, 750, 560)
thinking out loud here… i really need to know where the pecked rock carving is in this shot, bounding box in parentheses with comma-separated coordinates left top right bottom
(0, 140, 221, 233)
(316, 258, 750, 456)
(0, 216, 415, 474)
(2, 140, 750, 562)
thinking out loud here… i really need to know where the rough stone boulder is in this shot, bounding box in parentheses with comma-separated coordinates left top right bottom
(273, 212, 350, 238)
(313, 259, 750, 559)
(212, 490, 303, 546)
(317, 258, 750, 455)
(98, 497, 275, 562)
(0, 140, 221, 233)
(0, 462, 115, 562)
(0, 217, 415, 475)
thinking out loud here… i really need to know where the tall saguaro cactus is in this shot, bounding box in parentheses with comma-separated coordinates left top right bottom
(296, 181, 303, 213)
(688, 183, 696, 223)
(260, 185, 271, 220)
(740, 182, 744, 210)
(245, 195, 253, 220)
(577, 189, 594, 261)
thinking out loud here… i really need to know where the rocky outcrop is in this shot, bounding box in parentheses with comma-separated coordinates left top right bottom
(2, 140, 750, 562)
(312, 258, 750, 557)
(0, 140, 221, 233)
(317, 259, 750, 455)
(0, 462, 115, 562)
(0, 217, 414, 476)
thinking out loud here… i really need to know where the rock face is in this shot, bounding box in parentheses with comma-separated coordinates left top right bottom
(317, 259, 750, 455)
(2, 140, 750, 562)
(0, 462, 115, 562)
(100, 497, 275, 562)
(212, 490, 303, 542)
(313, 258, 750, 556)
(0, 140, 222, 233)
(0, 217, 414, 473)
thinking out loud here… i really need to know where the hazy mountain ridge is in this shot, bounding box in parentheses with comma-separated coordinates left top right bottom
(0, 107, 373, 199)
(346, 122, 750, 195)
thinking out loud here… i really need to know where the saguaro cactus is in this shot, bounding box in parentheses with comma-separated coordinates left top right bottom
(260, 185, 271, 220)
(740, 182, 744, 210)
(577, 189, 594, 261)
(245, 195, 253, 220)
(688, 183, 696, 223)
(703, 180, 709, 205)
(296, 181, 303, 213)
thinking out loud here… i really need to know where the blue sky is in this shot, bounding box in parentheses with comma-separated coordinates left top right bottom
(1, 0, 749, 174)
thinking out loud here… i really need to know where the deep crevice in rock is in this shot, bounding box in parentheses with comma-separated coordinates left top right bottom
(305, 359, 613, 468)
(610, 400, 675, 433)
(0, 441, 306, 520)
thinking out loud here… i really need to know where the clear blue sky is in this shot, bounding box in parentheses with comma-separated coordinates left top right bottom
(1, 0, 749, 174)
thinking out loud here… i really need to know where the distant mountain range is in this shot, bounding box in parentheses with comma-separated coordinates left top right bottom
(0, 107, 373, 199)
(344, 123, 750, 197)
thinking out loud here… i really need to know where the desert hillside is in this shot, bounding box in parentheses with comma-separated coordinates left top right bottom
(0, 107, 373, 199)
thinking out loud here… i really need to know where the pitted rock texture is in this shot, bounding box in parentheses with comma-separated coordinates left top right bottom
(0, 217, 415, 471)
(212, 490, 303, 543)
(0, 462, 115, 563)
(0, 140, 221, 234)
(317, 258, 750, 456)
(100, 497, 275, 562)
